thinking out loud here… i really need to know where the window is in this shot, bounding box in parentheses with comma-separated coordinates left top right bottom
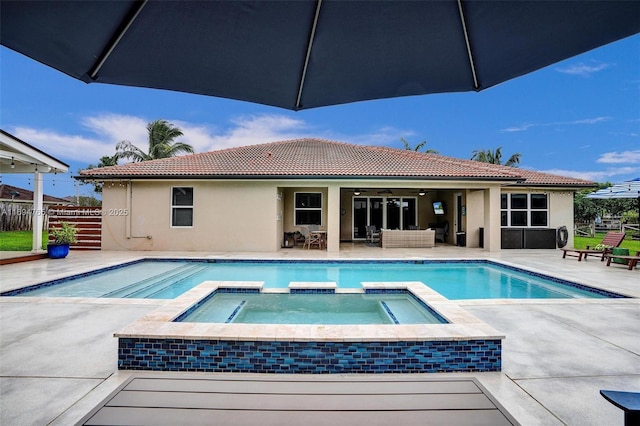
(171, 187, 193, 227)
(295, 192, 322, 226)
(501, 193, 548, 227)
(530, 194, 548, 226)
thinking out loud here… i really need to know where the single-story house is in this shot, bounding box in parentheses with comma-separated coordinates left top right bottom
(78, 138, 595, 252)
(0, 184, 72, 206)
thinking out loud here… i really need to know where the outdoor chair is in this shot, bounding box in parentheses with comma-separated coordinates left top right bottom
(604, 250, 640, 271)
(365, 225, 380, 243)
(560, 231, 625, 261)
(432, 221, 449, 243)
(301, 226, 324, 250)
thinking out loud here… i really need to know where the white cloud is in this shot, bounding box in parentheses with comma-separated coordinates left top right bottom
(346, 126, 415, 148)
(501, 123, 535, 133)
(197, 114, 313, 151)
(12, 126, 118, 162)
(555, 62, 610, 77)
(597, 150, 640, 164)
(571, 117, 610, 125)
(500, 116, 611, 133)
(9, 113, 411, 164)
(538, 167, 640, 182)
(82, 114, 148, 145)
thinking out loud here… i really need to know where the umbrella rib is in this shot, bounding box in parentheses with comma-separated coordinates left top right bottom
(295, 0, 323, 110)
(457, 0, 480, 91)
(87, 0, 149, 81)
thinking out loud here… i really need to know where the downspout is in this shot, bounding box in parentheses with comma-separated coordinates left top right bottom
(125, 181, 152, 240)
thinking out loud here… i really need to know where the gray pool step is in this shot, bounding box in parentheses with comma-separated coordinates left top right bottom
(80, 376, 518, 426)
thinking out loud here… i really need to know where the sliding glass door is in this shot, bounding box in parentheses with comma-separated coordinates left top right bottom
(353, 196, 416, 239)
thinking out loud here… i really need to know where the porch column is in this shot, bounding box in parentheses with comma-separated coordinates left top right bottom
(483, 186, 501, 252)
(326, 184, 340, 252)
(32, 170, 45, 252)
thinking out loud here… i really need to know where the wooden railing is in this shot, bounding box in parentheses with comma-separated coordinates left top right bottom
(48, 206, 102, 250)
(574, 223, 595, 237)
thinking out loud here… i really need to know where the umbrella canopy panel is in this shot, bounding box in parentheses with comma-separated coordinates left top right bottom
(2, 1, 640, 110)
(586, 178, 640, 199)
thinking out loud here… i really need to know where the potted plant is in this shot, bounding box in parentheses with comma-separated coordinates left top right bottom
(47, 222, 78, 259)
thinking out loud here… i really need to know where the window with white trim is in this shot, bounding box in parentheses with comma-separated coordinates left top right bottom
(171, 187, 193, 227)
(501, 193, 548, 227)
(294, 192, 322, 226)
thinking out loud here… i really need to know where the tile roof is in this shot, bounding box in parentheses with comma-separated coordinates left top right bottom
(0, 184, 71, 204)
(78, 138, 595, 187)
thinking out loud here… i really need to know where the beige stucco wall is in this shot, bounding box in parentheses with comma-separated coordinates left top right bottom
(101, 180, 279, 251)
(465, 189, 485, 248)
(498, 188, 576, 249)
(548, 191, 575, 248)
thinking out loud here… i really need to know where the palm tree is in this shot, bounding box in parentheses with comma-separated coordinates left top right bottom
(400, 137, 438, 154)
(471, 147, 521, 167)
(116, 119, 194, 162)
(83, 154, 119, 193)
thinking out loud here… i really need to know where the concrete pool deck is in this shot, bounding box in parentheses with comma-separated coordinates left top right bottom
(0, 245, 638, 425)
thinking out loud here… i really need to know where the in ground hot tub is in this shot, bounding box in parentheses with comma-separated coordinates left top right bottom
(175, 290, 447, 325)
(116, 281, 504, 374)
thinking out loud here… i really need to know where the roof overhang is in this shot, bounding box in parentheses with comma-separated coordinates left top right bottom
(0, 129, 69, 174)
(75, 174, 523, 182)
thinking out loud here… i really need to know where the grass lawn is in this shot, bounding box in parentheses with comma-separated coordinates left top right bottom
(0, 230, 48, 251)
(574, 232, 640, 253)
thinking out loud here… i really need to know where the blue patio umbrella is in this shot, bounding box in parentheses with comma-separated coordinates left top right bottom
(1, 1, 639, 110)
(586, 178, 640, 200)
(586, 178, 640, 222)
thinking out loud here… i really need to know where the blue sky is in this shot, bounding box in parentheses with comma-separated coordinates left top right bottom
(1, 34, 638, 199)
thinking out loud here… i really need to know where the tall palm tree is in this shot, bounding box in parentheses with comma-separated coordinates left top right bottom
(400, 137, 438, 154)
(471, 147, 521, 167)
(116, 119, 194, 162)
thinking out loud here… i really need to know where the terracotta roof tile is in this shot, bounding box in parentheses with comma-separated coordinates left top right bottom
(78, 138, 595, 187)
(0, 184, 71, 203)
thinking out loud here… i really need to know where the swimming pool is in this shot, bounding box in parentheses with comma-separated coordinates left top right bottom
(3, 259, 625, 300)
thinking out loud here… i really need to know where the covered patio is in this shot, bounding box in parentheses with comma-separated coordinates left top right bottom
(0, 129, 69, 253)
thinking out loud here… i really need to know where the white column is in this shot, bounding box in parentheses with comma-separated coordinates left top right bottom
(32, 171, 45, 252)
(326, 184, 341, 252)
(483, 185, 501, 252)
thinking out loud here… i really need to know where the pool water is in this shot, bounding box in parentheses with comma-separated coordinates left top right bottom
(6, 260, 617, 300)
(179, 293, 445, 325)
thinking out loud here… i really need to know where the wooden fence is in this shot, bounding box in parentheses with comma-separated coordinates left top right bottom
(0, 202, 49, 231)
(48, 206, 102, 250)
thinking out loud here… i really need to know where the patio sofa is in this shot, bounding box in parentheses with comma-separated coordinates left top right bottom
(380, 229, 436, 248)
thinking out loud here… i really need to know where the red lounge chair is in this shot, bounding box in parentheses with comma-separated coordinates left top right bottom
(604, 250, 640, 270)
(561, 232, 625, 261)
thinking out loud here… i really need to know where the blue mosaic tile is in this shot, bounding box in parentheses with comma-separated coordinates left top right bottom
(225, 300, 246, 323)
(118, 337, 502, 374)
(290, 288, 336, 294)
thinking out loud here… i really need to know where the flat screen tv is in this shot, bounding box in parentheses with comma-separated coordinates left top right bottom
(433, 201, 445, 215)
